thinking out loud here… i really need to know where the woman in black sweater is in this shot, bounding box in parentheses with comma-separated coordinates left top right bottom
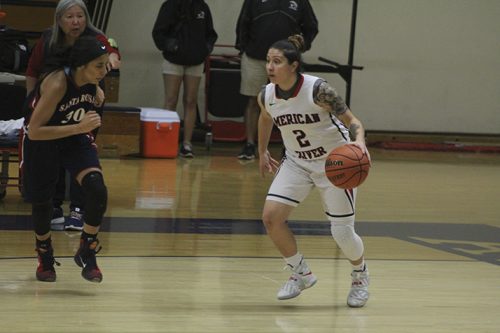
(152, 0, 218, 158)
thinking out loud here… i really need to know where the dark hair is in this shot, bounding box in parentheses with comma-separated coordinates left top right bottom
(41, 45, 72, 74)
(41, 36, 107, 75)
(269, 34, 306, 71)
(69, 36, 108, 68)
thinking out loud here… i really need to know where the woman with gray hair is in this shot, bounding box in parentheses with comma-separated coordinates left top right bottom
(26, 0, 120, 93)
(24, 0, 120, 231)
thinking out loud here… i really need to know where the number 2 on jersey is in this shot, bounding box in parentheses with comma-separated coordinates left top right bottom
(292, 129, 311, 148)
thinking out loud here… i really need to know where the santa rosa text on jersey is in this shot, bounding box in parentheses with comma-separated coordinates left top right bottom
(58, 93, 96, 113)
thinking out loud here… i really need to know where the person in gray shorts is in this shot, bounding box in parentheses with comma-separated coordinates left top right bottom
(235, 0, 318, 160)
(152, 0, 218, 158)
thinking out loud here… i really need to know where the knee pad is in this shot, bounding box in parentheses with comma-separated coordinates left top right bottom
(330, 216, 364, 261)
(32, 200, 53, 235)
(81, 171, 107, 227)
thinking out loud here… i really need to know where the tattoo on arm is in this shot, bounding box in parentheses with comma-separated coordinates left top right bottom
(313, 81, 335, 108)
(313, 80, 347, 115)
(349, 123, 360, 141)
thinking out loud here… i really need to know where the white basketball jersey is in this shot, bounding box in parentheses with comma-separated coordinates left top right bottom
(264, 74, 350, 160)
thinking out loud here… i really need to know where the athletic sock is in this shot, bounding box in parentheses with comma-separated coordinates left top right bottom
(352, 260, 366, 272)
(284, 252, 304, 270)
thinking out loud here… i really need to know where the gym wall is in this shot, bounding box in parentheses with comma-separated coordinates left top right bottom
(105, 0, 500, 135)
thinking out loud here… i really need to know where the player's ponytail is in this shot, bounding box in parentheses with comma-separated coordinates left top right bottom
(269, 34, 305, 71)
(288, 34, 306, 53)
(40, 45, 72, 75)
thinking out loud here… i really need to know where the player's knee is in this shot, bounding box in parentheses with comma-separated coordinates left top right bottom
(82, 171, 107, 201)
(330, 217, 364, 260)
(262, 209, 284, 232)
(81, 171, 107, 226)
(262, 211, 275, 231)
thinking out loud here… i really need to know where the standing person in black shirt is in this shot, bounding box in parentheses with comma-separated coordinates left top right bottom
(235, 0, 318, 160)
(152, 0, 218, 158)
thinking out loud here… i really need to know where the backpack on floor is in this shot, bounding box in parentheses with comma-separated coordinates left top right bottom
(0, 26, 30, 73)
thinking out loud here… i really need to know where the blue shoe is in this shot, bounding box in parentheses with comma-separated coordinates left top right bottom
(65, 207, 84, 231)
(50, 207, 65, 225)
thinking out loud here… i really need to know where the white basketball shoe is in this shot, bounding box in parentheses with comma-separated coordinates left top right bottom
(277, 260, 317, 300)
(347, 266, 370, 307)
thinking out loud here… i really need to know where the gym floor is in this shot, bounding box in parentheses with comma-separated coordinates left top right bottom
(0, 142, 499, 333)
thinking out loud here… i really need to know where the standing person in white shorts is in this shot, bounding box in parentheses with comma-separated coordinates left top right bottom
(152, 0, 217, 157)
(235, 0, 318, 160)
(257, 34, 372, 307)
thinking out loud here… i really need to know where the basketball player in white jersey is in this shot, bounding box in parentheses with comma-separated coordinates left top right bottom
(257, 35, 371, 307)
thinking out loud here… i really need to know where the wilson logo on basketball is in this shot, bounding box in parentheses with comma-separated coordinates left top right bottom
(325, 160, 343, 167)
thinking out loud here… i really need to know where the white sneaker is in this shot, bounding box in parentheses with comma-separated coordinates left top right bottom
(50, 207, 65, 225)
(277, 259, 317, 300)
(347, 268, 370, 307)
(277, 271, 317, 300)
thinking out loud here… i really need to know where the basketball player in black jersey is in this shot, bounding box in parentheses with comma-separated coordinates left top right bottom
(23, 36, 109, 283)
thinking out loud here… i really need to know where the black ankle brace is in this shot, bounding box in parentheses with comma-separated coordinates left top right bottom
(81, 231, 97, 244)
(36, 237, 52, 250)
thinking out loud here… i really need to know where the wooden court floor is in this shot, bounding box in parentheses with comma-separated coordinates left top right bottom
(0, 143, 499, 333)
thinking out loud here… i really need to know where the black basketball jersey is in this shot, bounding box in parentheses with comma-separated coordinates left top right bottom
(25, 67, 97, 128)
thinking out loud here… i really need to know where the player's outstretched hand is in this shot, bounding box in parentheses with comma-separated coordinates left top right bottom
(259, 150, 280, 177)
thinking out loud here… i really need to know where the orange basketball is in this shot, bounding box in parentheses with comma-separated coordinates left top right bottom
(325, 144, 370, 189)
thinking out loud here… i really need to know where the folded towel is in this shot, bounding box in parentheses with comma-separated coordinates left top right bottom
(0, 118, 24, 136)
